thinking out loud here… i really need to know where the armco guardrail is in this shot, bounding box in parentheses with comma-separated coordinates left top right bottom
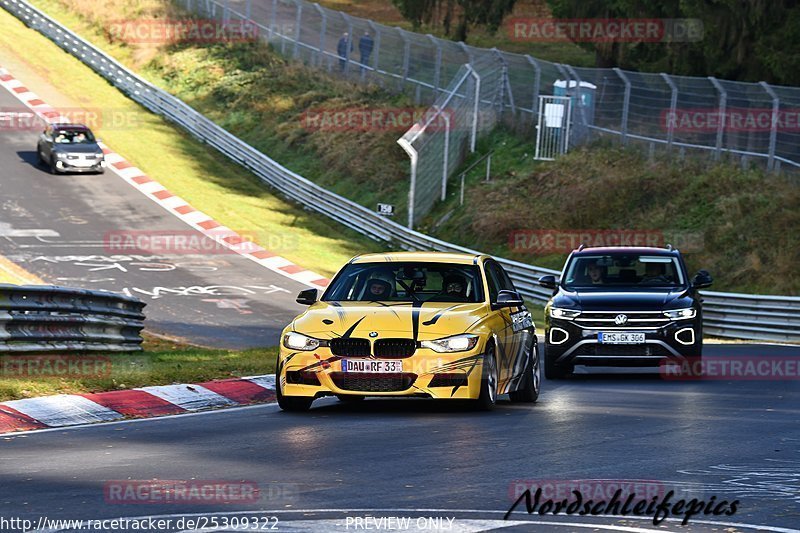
(4, 0, 798, 343)
(701, 291, 800, 343)
(0, 285, 146, 352)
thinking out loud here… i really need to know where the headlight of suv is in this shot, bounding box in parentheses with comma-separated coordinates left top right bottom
(421, 334, 478, 353)
(283, 332, 321, 351)
(550, 307, 581, 320)
(663, 308, 696, 320)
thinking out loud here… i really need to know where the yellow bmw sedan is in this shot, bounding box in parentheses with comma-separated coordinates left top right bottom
(276, 252, 540, 411)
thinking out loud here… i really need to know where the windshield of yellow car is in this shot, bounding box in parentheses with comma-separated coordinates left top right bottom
(322, 262, 485, 303)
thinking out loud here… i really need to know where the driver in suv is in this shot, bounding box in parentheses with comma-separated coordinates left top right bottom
(538, 245, 713, 379)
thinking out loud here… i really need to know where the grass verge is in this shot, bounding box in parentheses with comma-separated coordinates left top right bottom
(0, 337, 277, 402)
(427, 130, 800, 294)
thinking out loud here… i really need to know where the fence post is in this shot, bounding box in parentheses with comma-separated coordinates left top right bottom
(315, 3, 326, 69)
(427, 34, 442, 96)
(525, 55, 540, 128)
(759, 81, 780, 172)
(613, 68, 631, 146)
(223, 0, 229, 23)
(708, 77, 727, 161)
(493, 48, 516, 127)
(466, 64, 480, 153)
(246, 0, 251, 19)
(660, 73, 678, 152)
(564, 65, 586, 124)
(564, 64, 589, 146)
(293, 1, 303, 59)
(368, 21, 380, 74)
(397, 138, 418, 229)
(341, 13, 354, 74)
(269, 0, 278, 39)
(399, 29, 411, 89)
(439, 106, 450, 201)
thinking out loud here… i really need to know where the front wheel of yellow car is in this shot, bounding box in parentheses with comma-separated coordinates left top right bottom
(276, 379, 313, 412)
(475, 344, 498, 411)
(509, 342, 540, 403)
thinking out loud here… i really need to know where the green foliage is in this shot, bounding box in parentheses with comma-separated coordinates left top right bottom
(545, 0, 800, 84)
(391, 0, 516, 41)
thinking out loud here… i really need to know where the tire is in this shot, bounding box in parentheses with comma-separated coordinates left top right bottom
(275, 373, 313, 412)
(336, 394, 365, 402)
(36, 148, 44, 166)
(510, 342, 540, 403)
(49, 159, 59, 175)
(474, 343, 498, 410)
(544, 344, 573, 380)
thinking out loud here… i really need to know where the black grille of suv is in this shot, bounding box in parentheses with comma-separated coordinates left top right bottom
(574, 344, 672, 357)
(373, 339, 416, 358)
(329, 338, 371, 357)
(574, 311, 670, 329)
(330, 372, 417, 392)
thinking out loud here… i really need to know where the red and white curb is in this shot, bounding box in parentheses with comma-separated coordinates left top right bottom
(0, 374, 276, 434)
(0, 65, 330, 290)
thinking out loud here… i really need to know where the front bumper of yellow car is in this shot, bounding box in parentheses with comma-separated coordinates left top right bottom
(278, 343, 488, 400)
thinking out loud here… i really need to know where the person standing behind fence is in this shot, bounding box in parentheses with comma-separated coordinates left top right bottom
(337, 32, 353, 72)
(358, 31, 374, 72)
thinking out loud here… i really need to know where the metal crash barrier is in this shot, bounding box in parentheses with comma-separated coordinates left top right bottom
(0, 285, 145, 352)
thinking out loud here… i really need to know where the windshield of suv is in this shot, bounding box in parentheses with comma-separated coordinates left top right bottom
(562, 254, 685, 289)
(323, 262, 484, 303)
(54, 128, 96, 144)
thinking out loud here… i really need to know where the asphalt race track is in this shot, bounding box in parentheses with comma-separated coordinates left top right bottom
(1, 59, 800, 533)
(0, 87, 308, 349)
(1, 342, 799, 532)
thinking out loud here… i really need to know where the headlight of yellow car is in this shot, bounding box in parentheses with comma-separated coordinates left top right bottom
(283, 332, 321, 351)
(421, 334, 479, 353)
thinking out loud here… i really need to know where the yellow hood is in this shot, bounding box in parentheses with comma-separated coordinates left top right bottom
(291, 301, 490, 340)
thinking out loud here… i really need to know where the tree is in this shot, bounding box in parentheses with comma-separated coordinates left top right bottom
(392, 0, 517, 41)
(544, 0, 800, 85)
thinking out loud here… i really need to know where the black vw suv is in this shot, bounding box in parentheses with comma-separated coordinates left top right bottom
(539, 246, 712, 379)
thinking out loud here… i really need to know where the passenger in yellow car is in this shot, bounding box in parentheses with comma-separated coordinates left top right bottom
(439, 273, 469, 302)
(366, 279, 392, 301)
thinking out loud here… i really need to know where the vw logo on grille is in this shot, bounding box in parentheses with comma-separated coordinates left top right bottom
(614, 314, 629, 325)
(369, 331, 379, 338)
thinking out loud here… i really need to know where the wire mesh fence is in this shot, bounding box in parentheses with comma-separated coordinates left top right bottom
(188, 0, 800, 227)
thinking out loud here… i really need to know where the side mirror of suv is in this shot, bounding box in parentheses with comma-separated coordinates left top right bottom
(538, 275, 557, 290)
(493, 290, 524, 309)
(691, 270, 713, 289)
(296, 288, 318, 305)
